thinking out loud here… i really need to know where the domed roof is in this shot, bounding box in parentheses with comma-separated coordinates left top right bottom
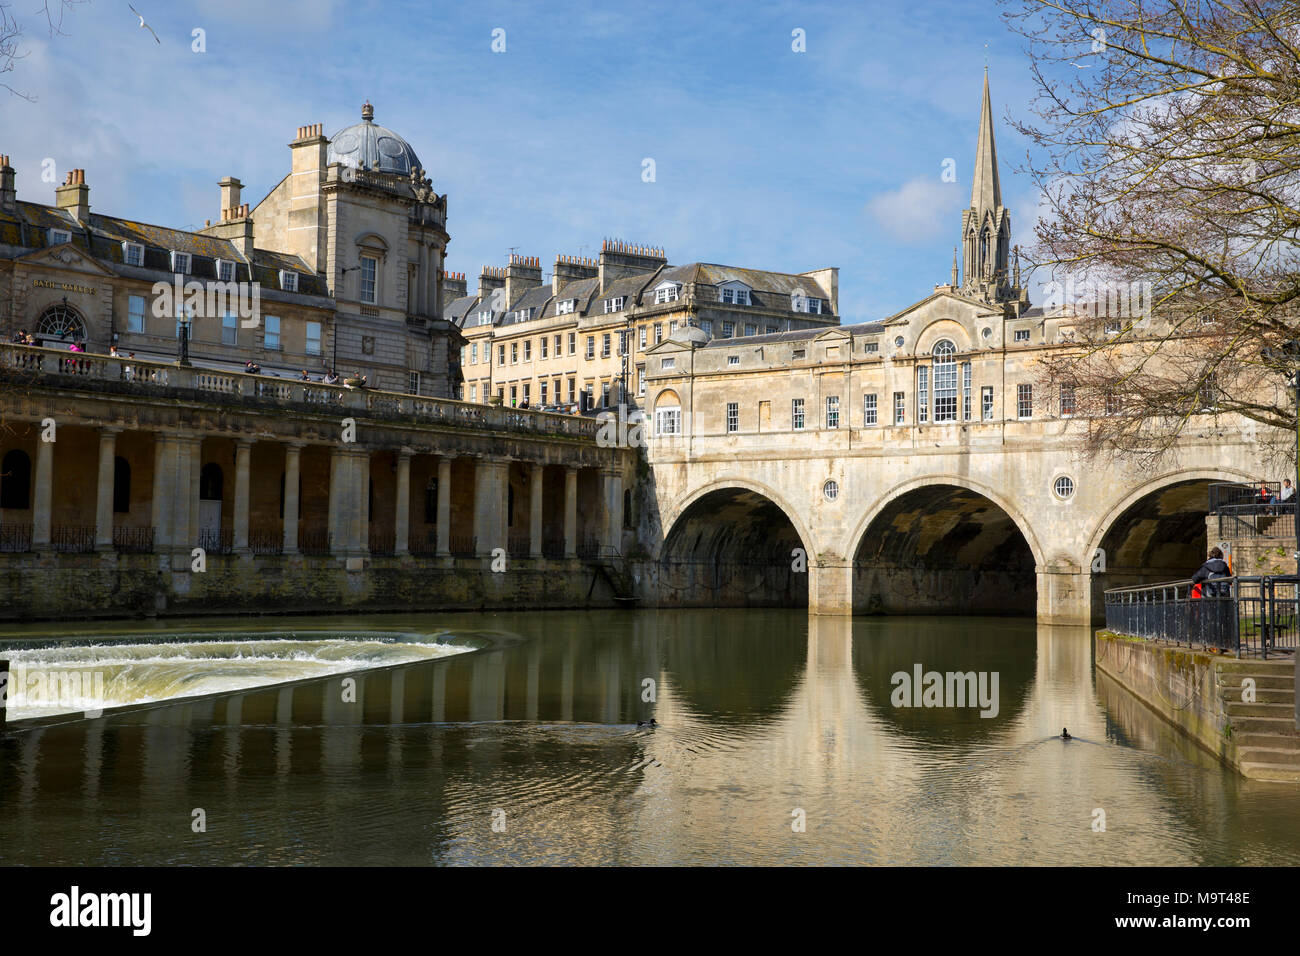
(327, 101, 423, 176)
(669, 324, 711, 347)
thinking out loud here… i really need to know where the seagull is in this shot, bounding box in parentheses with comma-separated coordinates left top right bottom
(128, 4, 161, 43)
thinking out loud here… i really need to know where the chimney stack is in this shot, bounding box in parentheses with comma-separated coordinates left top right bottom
(54, 168, 90, 222)
(478, 265, 507, 309)
(442, 271, 468, 301)
(219, 177, 243, 218)
(0, 155, 14, 215)
(552, 254, 599, 294)
(288, 122, 328, 272)
(598, 238, 666, 290)
(201, 202, 254, 258)
(504, 253, 543, 306)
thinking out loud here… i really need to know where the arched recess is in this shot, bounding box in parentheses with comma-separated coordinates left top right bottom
(848, 477, 1044, 616)
(1085, 467, 1255, 619)
(657, 478, 814, 608)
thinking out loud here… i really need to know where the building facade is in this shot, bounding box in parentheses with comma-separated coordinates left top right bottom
(447, 242, 840, 409)
(0, 102, 461, 398)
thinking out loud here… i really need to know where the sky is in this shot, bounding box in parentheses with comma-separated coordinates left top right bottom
(0, 0, 1055, 322)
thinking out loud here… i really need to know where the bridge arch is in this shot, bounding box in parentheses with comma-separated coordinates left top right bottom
(846, 475, 1046, 616)
(656, 477, 815, 608)
(1084, 466, 1257, 616)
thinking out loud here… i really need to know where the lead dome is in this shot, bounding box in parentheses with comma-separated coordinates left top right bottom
(326, 101, 423, 176)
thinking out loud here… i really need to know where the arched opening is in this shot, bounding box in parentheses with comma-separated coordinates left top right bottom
(1090, 478, 1222, 619)
(0, 449, 32, 509)
(659, 487, 807, 607)
(36, 303, 87, 343)
(853, 484, 1037, 615)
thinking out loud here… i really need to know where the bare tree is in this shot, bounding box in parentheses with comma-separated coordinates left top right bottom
(1002, 0, 1300, 465)
(1, 1, 88, 100)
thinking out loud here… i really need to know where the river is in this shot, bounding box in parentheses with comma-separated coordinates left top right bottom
(0, 609, 1297, 865)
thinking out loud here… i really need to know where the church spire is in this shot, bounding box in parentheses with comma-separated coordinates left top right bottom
(959, 69, 1014, 305)
(970, 68, 1001, 213)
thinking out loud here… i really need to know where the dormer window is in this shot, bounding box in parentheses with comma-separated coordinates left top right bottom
(654, 282, 681, 305)
(122, 241, 144, 266)
(49, 228, 71, 246)
(557, 299, 576, 315)
(477, 310, 492, 324)
(216, 259, 236, 282)
(603, 296, 625, 314)
(171, 251, 191, 275)
(718, 280, 752, 306)
(514, 307, 533, 321)
(279, 270, 298, 292)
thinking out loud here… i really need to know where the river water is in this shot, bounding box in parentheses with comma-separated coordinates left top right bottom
(1, 609, 1297, 866)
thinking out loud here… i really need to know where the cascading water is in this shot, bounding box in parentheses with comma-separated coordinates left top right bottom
(1, 631, 471, 720)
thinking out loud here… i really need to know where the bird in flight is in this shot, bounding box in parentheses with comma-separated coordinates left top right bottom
(128, 4, 161, 43)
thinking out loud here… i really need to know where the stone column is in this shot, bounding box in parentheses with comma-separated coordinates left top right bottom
(32, 428, 54, 550)
(436, 456, 452, 556)
(599, 467, 623, 556)
(394, 450, 411, 555)
(167, 435, 200, 559)
(94, 426, 120, 551)
(188, 438, 202, 552)
(529, 463, 544, 558)
(357, 451, 370, 555)
(151, 435, 172, 556)
(233, 438, 252, 554)
(563, 466, 578, 559)
(327, 446, 341, 554)
(283, 443, 302, 555)
(472, 456, 509, 557)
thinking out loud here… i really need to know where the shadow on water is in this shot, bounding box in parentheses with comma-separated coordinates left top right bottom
(0, 609, 1298, 865)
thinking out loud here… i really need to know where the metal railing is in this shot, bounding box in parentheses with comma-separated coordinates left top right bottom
(249, 528, 283, 555)
(410, 530, 440, 557)
(112, 526, 155, 554)
(1216, 504, 1297, 540)
(1209, 481, 1290, 514)
(51, 525, 95, 553)
(0, 523, 32, 553)
(298, 528, 331, 556)
(449, 534, 476, 558)
(1105, 575, 1300, 658)
(368, 529, 396, 556)
(507, 532, 531, 558)
(197, 527, 233, 555)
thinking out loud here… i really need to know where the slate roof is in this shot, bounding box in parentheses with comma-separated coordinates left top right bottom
(701, 320, 883, 349)
(498, 284, 555, 326)
(1, 201, 328, 297)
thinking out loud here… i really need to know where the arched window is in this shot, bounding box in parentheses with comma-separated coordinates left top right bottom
(36, 303, 87, 342)
(932, 340, 958, 422)
(200, 463, 223, 500)
(623, 488, 633, 529)
(113, 456, 131, 513)
(0, 449, 32, 509)
(978, 229, 990, 277)
(654, 388, 682, 436)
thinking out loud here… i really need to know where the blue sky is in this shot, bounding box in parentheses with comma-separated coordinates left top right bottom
(1, 0, 1051, 321)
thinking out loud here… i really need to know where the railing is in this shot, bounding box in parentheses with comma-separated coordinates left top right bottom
(51, 525, 96, 553)
(249, 528, 283, 555)
(1104, 575, 1300, 658)
(198, 527, 233, 555)
(542, 537, 566, 559)
(1216, 504, 1297, 540)
(1209, 481, 1288, 514)
(112, 526, 155, 554)
(449, 534, 476, 558)
(410, 530, 440, 557)
(0, 523, 32, 553)
(368, 529, 396, 556)
(576, 535, 601, 560)
(298, 528, 331, 556)
(507, 532, 531, 558)
(0, 343, 603, 440)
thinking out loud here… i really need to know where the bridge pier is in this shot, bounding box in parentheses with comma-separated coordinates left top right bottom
(809, 558, 852, 615)
(1036, 568, 1092, 625)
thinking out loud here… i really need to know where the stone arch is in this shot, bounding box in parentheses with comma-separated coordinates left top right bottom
(843, 474, 1046, 568)
(846, 475, 1046, 616)
(655, 476, 815, 608)
(1084, 466, 1258, 616)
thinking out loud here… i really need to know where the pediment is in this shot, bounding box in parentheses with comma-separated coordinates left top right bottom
(19, 242, 115, 277)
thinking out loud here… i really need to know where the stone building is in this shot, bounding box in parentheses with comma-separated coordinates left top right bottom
(0, 102, 461, 397)
(447, 242, 840, 409)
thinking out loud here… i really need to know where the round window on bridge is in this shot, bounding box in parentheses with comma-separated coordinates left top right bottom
(823, 480, 839, 501)
(1053, 476, 1075, 500)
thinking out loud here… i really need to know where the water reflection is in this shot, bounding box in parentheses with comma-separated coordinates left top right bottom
(0, 610, 1297, 866)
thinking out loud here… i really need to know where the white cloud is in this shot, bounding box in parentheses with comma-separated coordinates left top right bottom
(866, 177, 961, 243)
